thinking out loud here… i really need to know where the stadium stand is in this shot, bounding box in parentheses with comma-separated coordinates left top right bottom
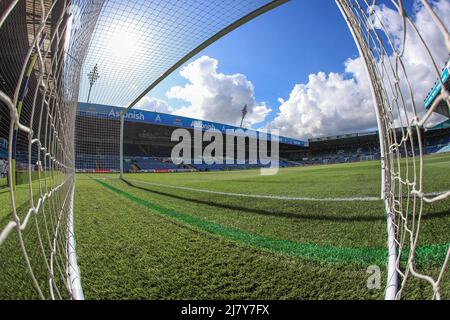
(307, 131, 381, 165)
(74, 103, 450, 173)
(0, 138, 7, 160)
(126, 157, 179, 172)
(75, 103, 308, 173)
(424, 119, 450, 154)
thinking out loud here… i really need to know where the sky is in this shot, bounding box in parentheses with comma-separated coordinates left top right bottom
(148, 0, 359, 117)
(82, 0, 450, 141)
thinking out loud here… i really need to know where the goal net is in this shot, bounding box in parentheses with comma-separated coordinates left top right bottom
(0, 0, 104, 299)
(336, 0, 450, 299)
(0, 0, 287, 300)
(0, 0, 449, 300)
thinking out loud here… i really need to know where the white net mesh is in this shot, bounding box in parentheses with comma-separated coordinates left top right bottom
(78, 0, 282, 108)
(1, 0, 449, 300)
(0, 0, 284, 299)
(337, 0, 450, 299)
(75, 106, 120, 173)
(0, 0, 104, 299)
(73, 0, 283, 173)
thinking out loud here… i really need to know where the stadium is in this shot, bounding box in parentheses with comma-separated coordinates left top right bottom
(74, 102, 450, 173)
(75, 102, 308, 173)
(0, 0, 449, 303)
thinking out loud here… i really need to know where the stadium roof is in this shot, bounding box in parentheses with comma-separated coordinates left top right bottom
(424, 57, 450, 118)
(78, 102, 307, 147)
(78, 0, 287, 109)
(426, 119, 450, 131)
(309, 131, 379, 143)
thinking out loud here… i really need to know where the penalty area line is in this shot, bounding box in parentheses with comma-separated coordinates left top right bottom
(124, 178, 381, 202)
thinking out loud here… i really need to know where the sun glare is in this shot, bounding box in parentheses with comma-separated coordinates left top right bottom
(108, 28, 138, 60)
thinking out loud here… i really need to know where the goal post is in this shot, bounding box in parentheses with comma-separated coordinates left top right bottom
(336, 0, 450, 300)
(0, 0, 105, 299)
(120, 111, 125, 180)
(118, 0, 290, 181)
(1, 0, 290, 299)
(1, 0, 449, 301)
(116, 0, 450, 300)
(335, 0, 396, 300)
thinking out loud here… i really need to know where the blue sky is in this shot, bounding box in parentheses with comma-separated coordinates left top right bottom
(81, 0, 449, 140)
(149, 0, 360, 127)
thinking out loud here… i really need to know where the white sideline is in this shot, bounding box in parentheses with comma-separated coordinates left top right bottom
(125, 178, 381, 202)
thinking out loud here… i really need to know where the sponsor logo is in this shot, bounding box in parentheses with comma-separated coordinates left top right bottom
(108, 109, 145, 121)
(191, 120, 219, 132)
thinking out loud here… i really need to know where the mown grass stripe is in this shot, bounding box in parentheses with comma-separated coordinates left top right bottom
(93, 178, 449, 267)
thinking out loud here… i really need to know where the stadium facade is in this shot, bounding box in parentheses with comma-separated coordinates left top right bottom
(1, 101, 448, 172)
(74, 102, 450, 173)
(75, 102, 308, 173)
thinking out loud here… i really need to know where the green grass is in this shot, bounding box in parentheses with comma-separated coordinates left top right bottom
(75, 176, 383, 300)
(75, 154, 449, 300)
(1, 154, 449, 299)
(0, 173, 72, 300)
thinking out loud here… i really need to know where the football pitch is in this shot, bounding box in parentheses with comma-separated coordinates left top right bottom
(1, 154, 449, 299)
(74, 154, 450, 300)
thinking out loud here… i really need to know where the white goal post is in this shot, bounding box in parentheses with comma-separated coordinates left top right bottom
(117, 0, 450, 300)
(336, 0, 450, 300)
(0, 0, 104, 299)
(0, 0, 448, 300)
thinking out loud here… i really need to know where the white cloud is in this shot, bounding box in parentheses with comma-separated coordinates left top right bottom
(131, 1, 448, 139)
(269, 61, 377, 140)
(270, 0, 450, 140)
(166, 55, 271, 127)
(134, 96, 173, 113)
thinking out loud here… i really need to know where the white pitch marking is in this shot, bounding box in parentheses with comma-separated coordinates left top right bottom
(125, 179, 382, 202)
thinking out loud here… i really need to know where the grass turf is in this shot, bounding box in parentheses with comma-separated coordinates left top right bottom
(0, 154, 449, 299)
(0, 173, 72, 299)
(74, 154, 449, 299)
